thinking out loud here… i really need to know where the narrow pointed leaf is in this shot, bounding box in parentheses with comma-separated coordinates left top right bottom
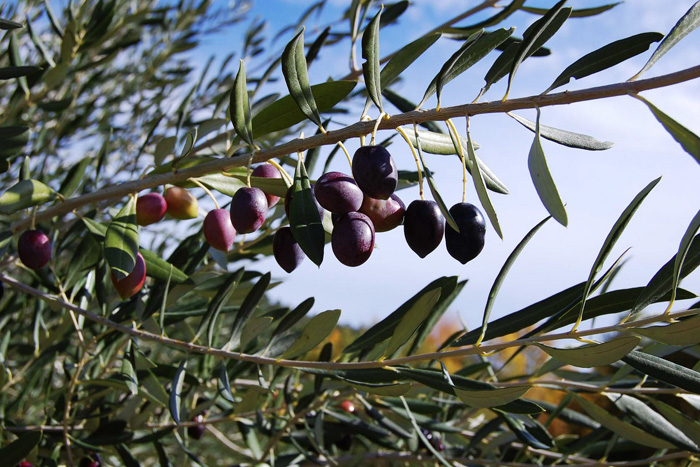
(521, 3, 621, 17)
(217, 364, 235, 403)
(577, 177, 661, 324)
(409, 279, 466, 355)
(231, 60, 254, 146)
(382, 89, 443, 133)
(59, 158, 91, 197)
(536, 336, 640, 368)
(400, 397, 454, 467)
(466, 127, 503, 238)
(478, 217, 550, 344)
(105, 196, 139, 280)
(240, 316, 273, 352)
(306, 26, 330, 66)
(499, 413, 553, 449)
(281, 309, 340, 359)
(546, 32, 663, 93)
(448, 0, 524, 35)
(139, 249, 189, 284)
(169, 360, 187, 424)
(632, 234, 700, 315)
(651, 399, 700, 446)
(455, 386, 531, 409)
(0, 179, 56, 214)
(421, 28, 513, 107)
(0, 18, 23, 30)
(380, 33, 441, 90)
(575, 395, 675, 449)
(636, 95, 700, 165)
(349, 382, 412, 397)
(507, 1, 570, 97)
(610, 394, 699, 451)
(0, 431, 42, 466)
(635, 314, 700, 346)
(271, 297, 314, 341)
(362, 6, 383, 112)
(229, 272, 271, 349)
(252, 80, 355, 138)
(121, 341, 138, 396)
(510, 112, 613, 150)
(528, 111, 568, 226)
(344, 277, 456, 354)
(669, 209, 700, 305)
(281, 28, 322, 127)
(632, 1, 700, 79)
(623, 350, 700, 393)
(384, 289, 441, 357)
(0, 65, 41, 80)
(290, 157, 324, 266)
(197, 268, 244, 345)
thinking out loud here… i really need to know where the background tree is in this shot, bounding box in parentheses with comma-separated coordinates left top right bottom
(1, 0, 700, 465)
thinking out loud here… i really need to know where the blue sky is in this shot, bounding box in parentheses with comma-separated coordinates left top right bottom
(195, 1, 700, 330)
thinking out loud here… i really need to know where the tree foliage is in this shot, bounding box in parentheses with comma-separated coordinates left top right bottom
(1, 0, 700, 465)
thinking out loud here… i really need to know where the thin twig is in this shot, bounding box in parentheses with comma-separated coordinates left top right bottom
(2, 273, 697, 371)
(10, 64, 700, 234)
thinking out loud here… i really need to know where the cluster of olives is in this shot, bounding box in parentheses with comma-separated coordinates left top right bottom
(274, 144, 487, 272)
(16, 454, 100, 467)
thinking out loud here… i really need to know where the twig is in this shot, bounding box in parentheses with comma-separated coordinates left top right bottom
(10, 64, 700, 234)
(2, 273, 697, 371)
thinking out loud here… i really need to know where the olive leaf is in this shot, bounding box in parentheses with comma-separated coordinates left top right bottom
(231, 59, 255, 146)
(105, 196, 140, 280)
(281, 28, 323, 128)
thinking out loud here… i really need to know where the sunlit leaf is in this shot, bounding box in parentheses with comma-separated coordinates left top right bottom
(536, 336, 639, 368)
(456, 386, 531, 409)
(509, 112, 614, 151)
(105, 196, 139, 280)
(623, 350, 700, 393)
(0, 179, 56, 214)
(384, 288, 441, 357)
(281, 309, 340, 359)
(635, 314, 700, 346)
(466, 126, 503, 238)
(281, 28, 322, 127)
(362, 6, 383, 112)
(231, 59, 254, 146)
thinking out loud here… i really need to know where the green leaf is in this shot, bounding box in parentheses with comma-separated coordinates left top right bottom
(635, 94, 700, 165)
(231, 60, 254, 146)
(271, 297, 314, 342)
(0, 430, 42, 466)
(154, 136, 177, 166)
(252, 80, 356, 138)
(349, 382, 412, 397)
(362, 6, 383, 112)
(59, 158, 91, 197)
(506, 1, 570, 98)
(632, 234, 700, 315)
(669, 209, 700, 306)
(290, 156, 324, 266)
(193, 172, 246, 197)
(499, 413, 553, 449)
(623, 350, 700, 393)
(380, 33, 441, 90)
(105, 196, 140, 280)
(384, 288, 441, 357)
(528, 110, 568, 226)
(229, 272, 271, 350)
(447, 0, 524, 35)
(536, 336, 640, 368)
(455, 386, 531, 409)
(545, 32, 663, 94)
(610, 394, 699, 451)
(466, 125, 503, 238)
(521, 3, 621, 17)
(0, 65, 41, 80)
(344, 277, 456, 354)
(139, 248, 189, 284)
(0, 18, 23, 30)
(400, 397, 454, 467)
(240, 316, 273, 352)
(421, 28, 513, 108)
(217, 364, 235, 403)
(575, 394, 675, 449)
(509, 112, 614, 151)
(632, 1, 700, 80)
(195, 268, 244, 346)
(484, 6, 569, 93)
(306, 26, 330, 67)
(0, 179, 55, 214)
(281, 28, 322, 128)
(650, 399, 700, 446)
(635, 314, 700, 346)
(281, 309, 340, 359)
(169, 360, 186, 424)
(382, 89, 443, 133)
(477, 217, 550, 344)
(121, 341, 138, 396)
(576, 177, 661, 326)
(409, 278, 466, 355)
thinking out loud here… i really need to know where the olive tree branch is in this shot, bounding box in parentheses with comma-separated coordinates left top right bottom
(3, 272, 697, 371)
(10, 64, 700, 234)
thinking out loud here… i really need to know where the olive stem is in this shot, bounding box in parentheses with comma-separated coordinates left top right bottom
(266, 159, 294, 185)
(11, 64, 700, 234)
(394, 126, 424, 200)
(191, 178, 220, 210)
(445, 118, 468, 203)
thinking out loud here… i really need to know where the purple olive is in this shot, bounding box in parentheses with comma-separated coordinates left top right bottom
(204, 209, 237, 252)
(331, 212, 375, 267)
(252, 163, 282, 208)
(230, 187, 268, 234)
(188, 414, 206, 440)
(18, 229, 52, 270)
(314, 171, 363, 214)
(351, 145, 398, 200)
(284, 185, 324, 220)
(78, 453, 101, 467)
(273, 227, 305, 273)
(111, 252, 146, 299)
(136, 192, 167, 226)
(359, 193, 405, 232)
(403, 200, 445, 258)
(445, 202, 486, 264)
